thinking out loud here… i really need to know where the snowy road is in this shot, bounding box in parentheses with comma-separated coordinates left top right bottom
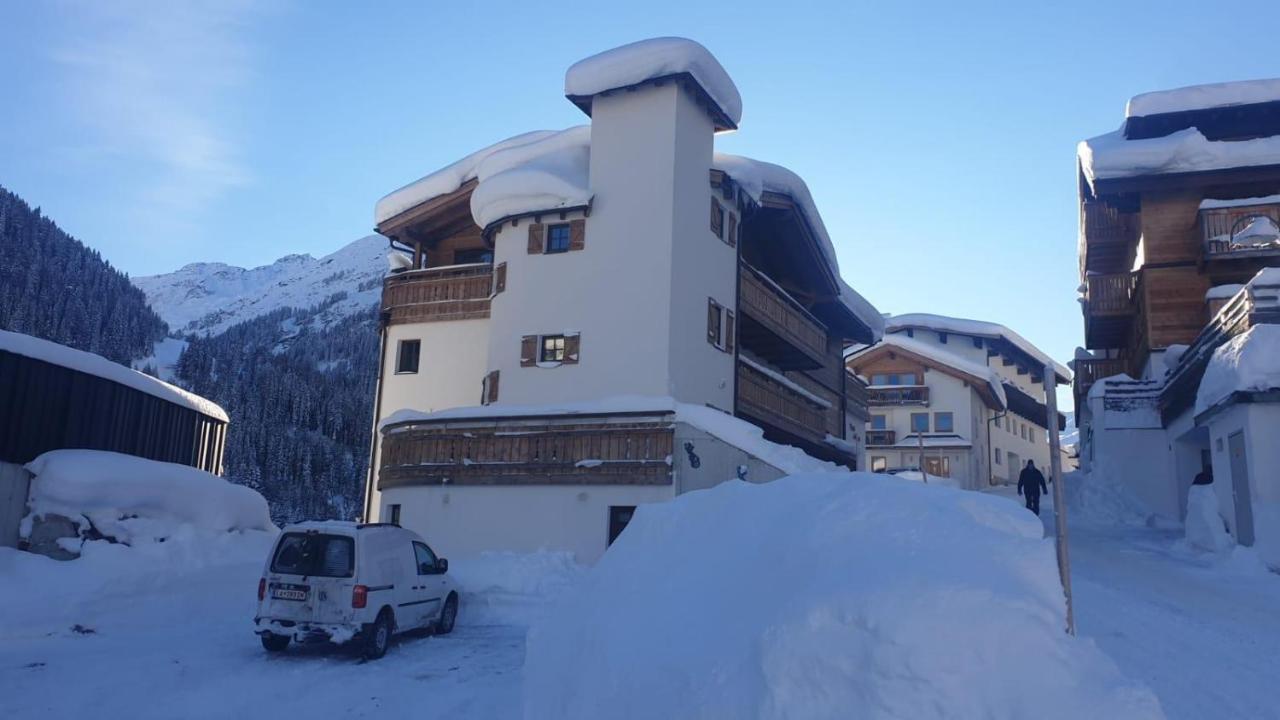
(990, 485, 1280, 720)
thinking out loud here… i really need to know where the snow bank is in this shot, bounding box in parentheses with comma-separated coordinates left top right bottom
(884, 312, 1072, 380)
(524, 473, 1162, 719)
(1127, 78, 1280, 118)
(565, 37, 742, 127)
(1185, 485, 1233, 553)
(1062, 469, 1152, 526)
(1195, 325, 1280, 414)
(0, 329, 228, 422)
(1079, 128, 1280, 185)
(25, 450, 274, 547)
(469, 126, 592, 228)
(447, 551, 586, 627)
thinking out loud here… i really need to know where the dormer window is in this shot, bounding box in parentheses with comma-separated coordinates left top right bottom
(547, 224, 571, 254)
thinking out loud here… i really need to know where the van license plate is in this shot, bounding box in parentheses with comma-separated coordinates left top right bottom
(272, 585, 308, 601)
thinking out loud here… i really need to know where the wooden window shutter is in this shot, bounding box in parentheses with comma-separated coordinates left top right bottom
(527, 223, 545, 254)
(726, 211, 737, 248)
(520, 335, 537, 367)
(569, 218, 586, 251)
(707, 298, 721, 346)
(725, 309, 735, 352)
(484, 370, 500, 404)
(494, 262, 507, 294)
(710, 198, 723, 238)
(564, 334, 580, 364)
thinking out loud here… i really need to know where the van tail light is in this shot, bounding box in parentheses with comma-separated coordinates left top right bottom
(352, 584, 369, 609)
(258, 578, 266, 602)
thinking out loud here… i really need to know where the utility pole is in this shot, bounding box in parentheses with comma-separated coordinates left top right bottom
(1045, 363, 1075, 635)
(917, 414, 928, 484)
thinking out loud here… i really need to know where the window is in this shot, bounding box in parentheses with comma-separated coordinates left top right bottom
(706, 298, 734, 352)
(481, 370, 500, 405)
(608, 506, 636, 545)
(396, 339, 421, 374)
(710, 198, 724, 239)
(871, 415, 887, 430)
(454, 248, 493, 264)
(911, 413, 930, 433)
(541, 335, 566, 363)
(388, 504, 401, 525)
(870, 372, 919, 386)
(1021, 424, 1027, 440)
(905, 328, 914, 338)
(994, 415, 1002, 429)
(871, 456, 888, 472)
(412, 541, 439, 575)
(271, 533, 354, 578)
(938, 332, 948, 344)
(972, 336, 983, 349)
(934, 412, 954, 433)
(995, 448, 1003, 465)
(924, 456, 951, 477)
(546, 223, 571, 253)
(1029, 428, 1036, 444)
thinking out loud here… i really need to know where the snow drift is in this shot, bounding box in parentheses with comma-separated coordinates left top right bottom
(1195, 324, 1280, 414)
(523, 473, 1162, 719)
(24, 450, 274, 547)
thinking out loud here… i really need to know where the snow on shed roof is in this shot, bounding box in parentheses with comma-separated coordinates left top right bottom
(1126, 78, 1280, 118)
(883, 313, 1071, 382)
(1078, 127, 1280, 187)
(1195, 324, 1280, 415)
(849, 334, 1008, 409)
(0, 329, 229, 422)
(565, 37, 742, 129)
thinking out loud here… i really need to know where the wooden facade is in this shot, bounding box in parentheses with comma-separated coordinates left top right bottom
(0, 349, 227, 473)
(382, 264, 494, 325)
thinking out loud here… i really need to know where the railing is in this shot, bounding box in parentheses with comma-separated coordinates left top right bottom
(382, 264, 494, 325)
(1072, 357, 1127, 405)
(1201, 203, 1280, 256)
(866, 429, 896, 446)
(844, 371, 869, 418)
(867, 385, 929, 406)
(738, 264, 828, 365)
(1086, 272, 1136, 315)
(1082, 201, 1139, 245)
(736, 360, 832, 445)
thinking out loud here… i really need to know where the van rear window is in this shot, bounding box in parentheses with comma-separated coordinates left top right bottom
(271, 533, 354, 578)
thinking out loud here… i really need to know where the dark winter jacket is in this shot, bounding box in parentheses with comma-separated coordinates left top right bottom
(1018, 466, 1048, 497)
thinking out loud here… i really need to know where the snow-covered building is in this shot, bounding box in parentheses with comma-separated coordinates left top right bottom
(0, 330, 229, 548)
(1075, 79, 1280, 562)
(361, 38, 882, 562)
(846, 314, 1069, 488)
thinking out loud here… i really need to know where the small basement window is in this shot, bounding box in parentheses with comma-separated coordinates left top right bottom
(546, 223, 571, 254)
(396, 339, 421, 374)
(871, 456, 887, 472)
(541, 335, 566, 363)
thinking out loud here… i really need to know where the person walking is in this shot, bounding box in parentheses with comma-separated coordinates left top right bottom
(1017, 460, 1048, 516)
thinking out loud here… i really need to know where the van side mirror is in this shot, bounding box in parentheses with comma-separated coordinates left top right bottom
(436, 558, 448, 574)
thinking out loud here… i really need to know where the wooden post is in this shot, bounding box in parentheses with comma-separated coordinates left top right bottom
(1045, 364, 1075, 635)
(917, 422, 928, 484)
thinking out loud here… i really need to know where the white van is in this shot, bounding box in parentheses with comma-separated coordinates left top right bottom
(253, 521, 459, 659)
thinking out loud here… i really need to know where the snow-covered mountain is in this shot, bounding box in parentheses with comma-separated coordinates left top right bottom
(134, 234, 387, 336)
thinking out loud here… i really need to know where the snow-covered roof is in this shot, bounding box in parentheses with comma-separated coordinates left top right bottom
(1126, 78, 1280, 118)
(1199, 194, 1280, 210)
(883, 313, 1071, 381)
(564, 37, 742, 129)
(0, 329, 228, 422)
(893, 433, 973, 449)
(849, 334, 1008, 409)
(1079, 128, 1280, 187)
(1195, 325, 1280, 415)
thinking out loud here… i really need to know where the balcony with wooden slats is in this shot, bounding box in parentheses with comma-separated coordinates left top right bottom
(867, 386, 929, 406)
(735, 359, 837, 446)
(736, 263, 829, 370)
(1084, 272, 1136, 348)
(1201, 202, 1280, 265)
(1072, 356, 1127, 414)
(382, 264, 494, 325)
(866, 429, 896, 447)
(1080, 200, 1140, 275)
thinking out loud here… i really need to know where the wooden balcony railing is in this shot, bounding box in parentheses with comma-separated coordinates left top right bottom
(736, 359, 834, 445)
(867, 385, 929, 406)
(738, 263, 829, 368)
(866, 429, 896, 446)
(1072, 357, 1126, 405)
(383, 264, 494, 325)
(1080, 201, 1139, 275)
(1201, 203, 1280, 256)
(1086, 272, 1137, 316)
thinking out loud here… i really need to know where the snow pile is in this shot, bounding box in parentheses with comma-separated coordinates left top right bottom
(24, 450, 274, 547)
(1079, 128, 1280, 186)
(447, 551, 586, 627)
(1185, 485, 1233, 553)
(524, 473, 1162, 719)
(1062, 469, 1151, 526)
(469, 126, 592, 228)
(565, 37, 742, 127)
(0, 329, 228, 421)
(857, 333, 1009, 408)
(884, 312, 1072, 380)
(1195, 325, 1280, 414)
(1126, 78, 1280, 118)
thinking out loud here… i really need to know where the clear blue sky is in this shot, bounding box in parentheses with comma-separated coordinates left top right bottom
(2, 0, 1277, 399)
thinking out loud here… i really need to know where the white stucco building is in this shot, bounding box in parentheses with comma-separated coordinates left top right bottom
(361, 38, 883, 563)
(846, 314, 1070, 490)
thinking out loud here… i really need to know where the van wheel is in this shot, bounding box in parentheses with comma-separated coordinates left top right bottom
(363, 610, 393, 660)
(436, 593, 458, 635)
(260, 633, 290, 653)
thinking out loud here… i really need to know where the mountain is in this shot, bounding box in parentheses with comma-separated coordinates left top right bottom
(1060, 412, 1078, 450)
(0, 185, 167, 364)
(133, 234, 387, 336)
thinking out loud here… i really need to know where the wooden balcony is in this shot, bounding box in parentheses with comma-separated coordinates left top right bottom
(382, 264, 494, 325)
(379, 416, 673, 488)
(1084, 272, 1136, 348)
(1080, 200, 1139, 274)
(867, 385, 929, 406)
(735, 359, 836, 446)
(737, 263, 829, 370)
(866, 429, 896, 446)
(1201, 203, 1280, 259)
(1072, 357, 1127, 411)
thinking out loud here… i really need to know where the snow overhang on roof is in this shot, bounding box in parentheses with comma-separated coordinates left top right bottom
(883, 313, 1071, 383)
(846, 334, 1008, 410)
(1126, 78, 1280, 120)
(564, 37, 743, 132)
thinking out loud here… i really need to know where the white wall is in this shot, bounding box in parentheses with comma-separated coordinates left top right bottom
(381, 320, 490, 417)
(1086, 392, 1178, 519)
(1207, 402, 1280, 567)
